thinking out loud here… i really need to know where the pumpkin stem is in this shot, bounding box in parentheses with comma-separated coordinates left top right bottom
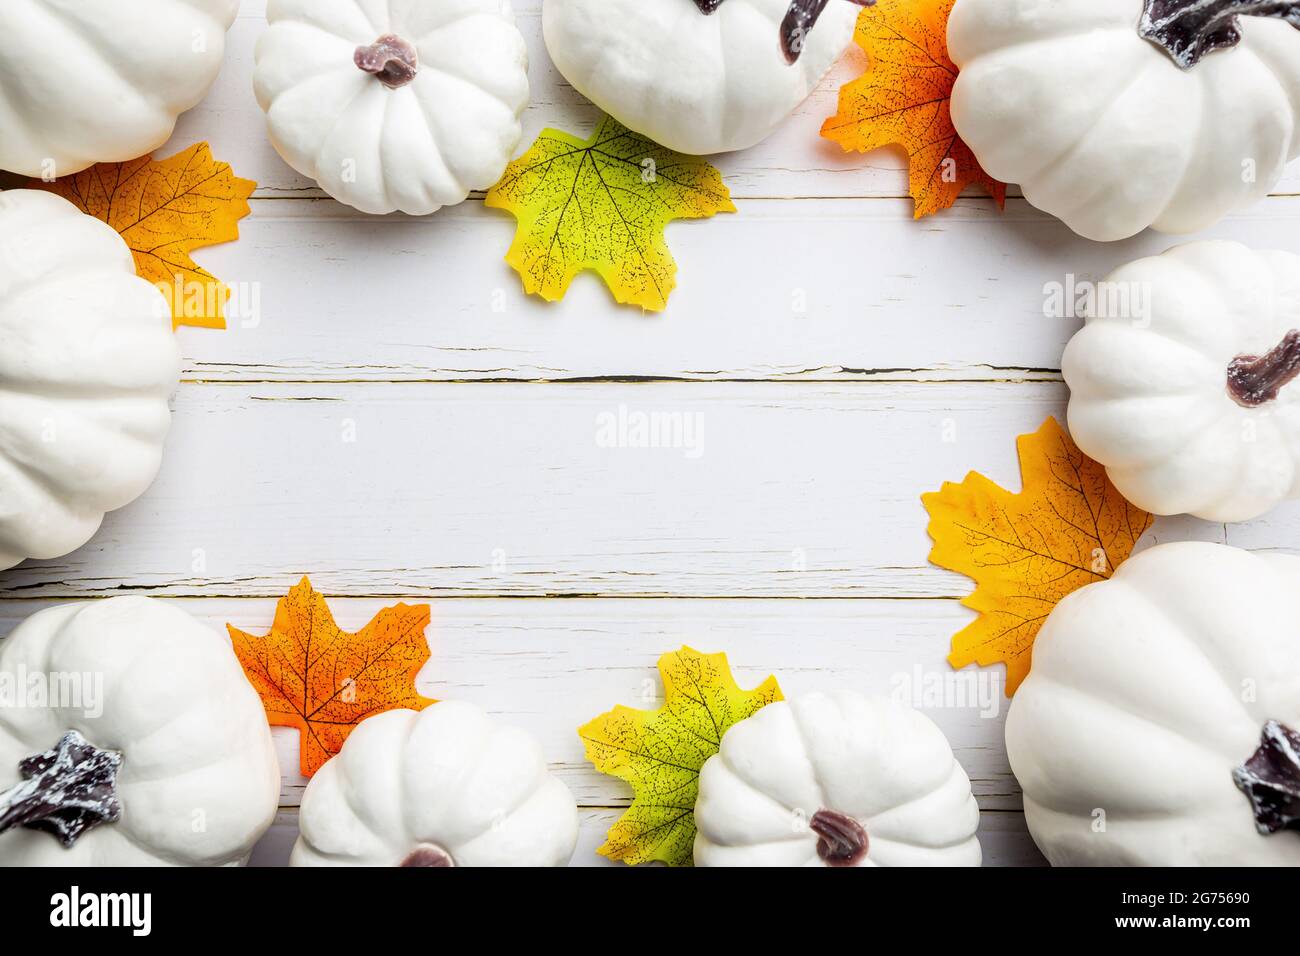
(779, 1, 877, 64)
(1227, 330, 1300, 408)
(690, 0, 877, 64)
(1141, 0, 1300, 70)
(400, 843, 456, 867)
(1233, 720, 1300, 834)
(809, 808, 869, 866)
(355, 34, 419, 90)
(0, 730, 123, 848)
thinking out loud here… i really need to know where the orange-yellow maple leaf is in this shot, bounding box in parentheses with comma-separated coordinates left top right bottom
(922, 418, 1152, 695)
(821, 0, 1005, 219)
(30, 142, 254, 331)
(228, 578, 435, 777)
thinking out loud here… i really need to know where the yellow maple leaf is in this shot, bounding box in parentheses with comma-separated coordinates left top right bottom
(821, 0, 1005, 218)
(30, 142, 255, 331)
(922, 418, 1153, 695)
(579, 646, 782, 866)
(485, 116, 736, 311)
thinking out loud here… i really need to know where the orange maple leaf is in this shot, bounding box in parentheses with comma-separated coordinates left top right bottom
(29, 142, 255, 331)
(922, 418, 1152, 695)
(228, 578, 436, 776)
(821, 0, 1005, 218)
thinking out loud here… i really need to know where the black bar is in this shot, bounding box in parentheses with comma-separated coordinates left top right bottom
(0, 866, 1282, 942)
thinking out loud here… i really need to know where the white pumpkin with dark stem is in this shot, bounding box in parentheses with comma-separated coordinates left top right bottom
(0, 190, 181, 572)
(694, 692, 982, 866)
(0, 599, 281, 866)
(949, 0, 1300, 241)
(292, 702, 579, 867)
(1064, 241, 1300, 522)
(0, 0, 238, 177)
(254, 0, 530, 215)
(1008, 543, 1300, 865)
(542, 0, 871, 155)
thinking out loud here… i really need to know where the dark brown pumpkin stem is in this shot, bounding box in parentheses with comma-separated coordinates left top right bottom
(1141, 1, 1300, 70)
(1226, 330, 1300, 408)
(810, 808, 869, 865)
(0, 731, 123, 848)
(690, 0, 877, 63)
(1233, 720, 1300, 834)
(400, 843, 456, 867)
(355, 34, 419, 90)
(779, 0, 877, 64)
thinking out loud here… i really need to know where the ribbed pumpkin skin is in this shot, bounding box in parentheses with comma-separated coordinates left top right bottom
(0, 598, 281, 866)
(0, 0, 238, 177)
(0, 190, 180, 572)
(542, 0, 858, 156)
(694, 693, 982, 867)
(292, 702, 579, 867)
(254, 0, 530, 216)
(1064, 241, 1300, 522)
(1007, 543, 1300, 866)
(949, 0, 1300, 241)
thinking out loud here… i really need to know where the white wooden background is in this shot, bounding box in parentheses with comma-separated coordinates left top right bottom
(4, 0, 1300, 867)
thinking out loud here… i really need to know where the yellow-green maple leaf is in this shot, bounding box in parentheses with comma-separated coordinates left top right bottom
(485, 116, 736, 311)
(579, 646, 782, 866)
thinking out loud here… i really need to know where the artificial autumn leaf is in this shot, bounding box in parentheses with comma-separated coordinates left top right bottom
(30, 142, 255, 331)
(922, 418, 1152, 695)
(228, 578, 435, 777)
(579, 646, 782, 866)
(821, 0, 1005, 218)
(485, 116, 736, 311)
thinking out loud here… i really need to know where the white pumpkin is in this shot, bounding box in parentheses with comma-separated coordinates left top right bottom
(1008, 543, 1300, 866)
(0, 0, 238, 177)
(694, 692, 982, 866)
(949, 0, 1300, 241)
(254, 0, 530, 215)
(542, 0, 862, 155)
(0, 190, 180, 572)
(1064, 241, 1300, 523)
(0, 598, 281, 866)
(292, 702, 579, 866)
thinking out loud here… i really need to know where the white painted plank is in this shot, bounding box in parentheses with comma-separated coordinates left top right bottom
(176, 2, 1300, 201)
(4, 380, 1287, 599)
(0, 595, 1046, 866)
(174, 195, 1300, 383)
(0, 381, 1147, 595)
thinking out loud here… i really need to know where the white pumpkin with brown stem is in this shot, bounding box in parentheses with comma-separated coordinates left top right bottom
(949, 0, 1300, 241)
(1064, 241, 1300, 522)
(0, 598, 281, 866)
(254, 0, 530, 215)
(543, 0, 870, 155)
(292, 702, 579, 867)
(1007, 543, 1300, 865)
(694, 692, 982, 866)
